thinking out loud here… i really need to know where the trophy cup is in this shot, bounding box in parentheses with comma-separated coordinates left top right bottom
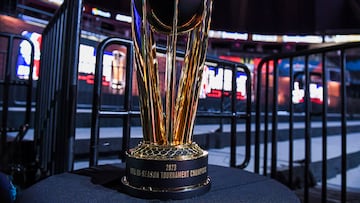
(121, 0, 213, 199)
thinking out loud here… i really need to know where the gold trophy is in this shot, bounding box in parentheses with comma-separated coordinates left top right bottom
(121, 0, 213, 199)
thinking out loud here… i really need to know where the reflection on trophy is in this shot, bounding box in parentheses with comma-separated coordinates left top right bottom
(111, 48, 126, 90)
(121, 0, 214, 199)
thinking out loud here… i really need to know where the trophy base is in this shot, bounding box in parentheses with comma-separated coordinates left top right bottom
(121, 176, 211, 200)
(121, 143, 211, 200)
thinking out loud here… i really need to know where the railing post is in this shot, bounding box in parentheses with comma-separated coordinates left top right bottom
(340, 50, 347, 203)
(35, 0, 82, 175)
(254, 42, 360, 202)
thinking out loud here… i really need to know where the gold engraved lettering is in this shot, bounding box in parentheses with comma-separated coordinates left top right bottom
(130, 168, 160, 179)
(130, 168, 137, 176)
(190, 166, 207, 177)
(160, 170, 189, 179)
(136, 169, 141, 176)
(129, 166, 207, 179)
(141, 170, 160, 178)
(165, 164, 177, 171)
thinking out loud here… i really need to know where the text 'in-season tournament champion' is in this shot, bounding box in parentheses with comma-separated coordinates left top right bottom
(121, 0, 214, 199)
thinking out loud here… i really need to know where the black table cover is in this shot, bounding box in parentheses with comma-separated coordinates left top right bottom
(16, 164, 300, 203)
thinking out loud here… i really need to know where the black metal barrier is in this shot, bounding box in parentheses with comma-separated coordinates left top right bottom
(34, 0, 82, 175)
(254, 42, 360, 203)
(89, 37, 134, 166)
(89, 38, 252, 169)
(196, 56, 252, 169)
(0, 32, 35, 180)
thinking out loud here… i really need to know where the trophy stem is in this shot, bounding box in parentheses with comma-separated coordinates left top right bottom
(174, 0, 213, 144)
(132, 0, 166, 144)
(165, 0, 179, 144)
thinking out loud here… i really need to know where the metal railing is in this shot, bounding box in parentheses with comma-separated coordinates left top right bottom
(254, 41, 360, 203)
(89, 37, 253, 169)
(197, 56, 252, 168)
(0, 32, 35, 171)
(34, 0, 82, 175)
(89, 37, 134, 166)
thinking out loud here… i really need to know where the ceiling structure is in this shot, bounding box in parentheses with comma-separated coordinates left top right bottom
(212, 0, 360, 35)
(6, 0, 360, 35)
(85, 0, 360, 35)
(1, 0, 360, 56)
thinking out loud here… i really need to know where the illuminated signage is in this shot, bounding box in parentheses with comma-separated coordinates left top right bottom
(17, 31, 42, 80)
(199, 66, 247, 100)
(78, 44, 113, 86)
(292, 82, 323, 104)
(91, 8, 111, 18)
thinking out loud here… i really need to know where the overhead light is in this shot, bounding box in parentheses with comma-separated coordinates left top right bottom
(324, 35, 360, 43)
(221, 32, 248, 40)
(208, 30, 248, 40)
(282, 35, 323, 43)
(252, 34, 278, 42)
(115, 14, 132, 23)
(91, 8, 111, 18)
(44, 0, 64, 5)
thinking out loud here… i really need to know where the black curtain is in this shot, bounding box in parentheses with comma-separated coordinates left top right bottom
(349, 0, 360, 24)
(0, 0, 18, 16)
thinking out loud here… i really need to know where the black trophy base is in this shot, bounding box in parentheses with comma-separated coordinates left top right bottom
(121, 143, 211, 200)
(121, 176, 211, 200)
